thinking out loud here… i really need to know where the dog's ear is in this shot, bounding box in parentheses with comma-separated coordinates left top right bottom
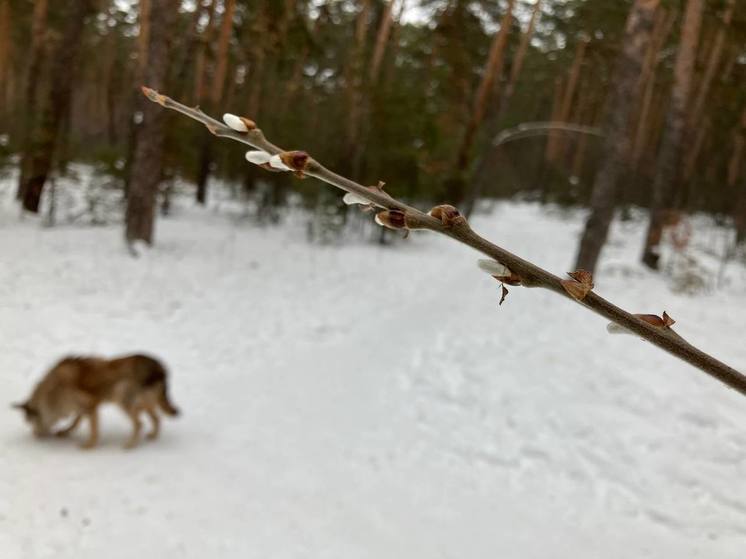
(12, 402, 39, 418)
(11, 402, 32, 415)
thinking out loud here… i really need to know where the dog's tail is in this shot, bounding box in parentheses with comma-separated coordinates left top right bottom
(142, 357, 180, 417)
(156, 381, 180, 416)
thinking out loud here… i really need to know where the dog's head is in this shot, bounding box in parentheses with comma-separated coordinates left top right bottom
(12, 401, 52, 437)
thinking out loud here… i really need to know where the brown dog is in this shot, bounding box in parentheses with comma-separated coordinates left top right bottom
(13, 354, 179, 449)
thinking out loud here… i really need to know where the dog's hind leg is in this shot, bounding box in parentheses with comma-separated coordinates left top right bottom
(145, 406, 160, 440)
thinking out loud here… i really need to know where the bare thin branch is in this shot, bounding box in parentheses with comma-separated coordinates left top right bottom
(492, 122, 603, 147)
(142, 87, 746, 398)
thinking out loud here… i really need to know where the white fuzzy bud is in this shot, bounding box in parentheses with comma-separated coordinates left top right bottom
(343, 192, 370, 206)
(245, 150, 272, 165)
(477, 259, 512, 278)
(269, 154, 292, 171)
(606, 323, 633, 335)
(223, 113, 249, 132)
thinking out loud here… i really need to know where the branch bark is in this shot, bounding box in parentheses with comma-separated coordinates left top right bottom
(141, 88, 746, 398)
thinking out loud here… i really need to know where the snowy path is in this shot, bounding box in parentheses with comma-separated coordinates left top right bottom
(1, 192, 745, 558)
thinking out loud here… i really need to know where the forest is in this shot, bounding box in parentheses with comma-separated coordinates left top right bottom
(0, 0, 744, 271)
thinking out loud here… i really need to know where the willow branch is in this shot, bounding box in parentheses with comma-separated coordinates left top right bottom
(142, 87, 746, 398)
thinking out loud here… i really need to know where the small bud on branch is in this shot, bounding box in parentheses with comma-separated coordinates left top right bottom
(561, 269, 594, 301)
(429, 205, 466, 227)
(223, 113, 256, 132)
(375, 210, 409, 230)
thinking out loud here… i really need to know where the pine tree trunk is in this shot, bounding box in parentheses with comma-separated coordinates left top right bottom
(192, 0, 217, 105)
(688, 0, 735, 132)
(369, 0, 396, 84)
(574, 0, 661, 273)
(445, 0, 514, 204)
(196, 0, 235, 205)
(641, 0, 704, 269)
(125, 0, 176, 245)
(498, 0, 541, 121)
(731, 109, 746, 244)
(16, 0, 47, 200)
(0, 0, 11, 123)
(545, 37, 588, 165)
(19, 1, 94, 213)
(342, 0, 372, 178)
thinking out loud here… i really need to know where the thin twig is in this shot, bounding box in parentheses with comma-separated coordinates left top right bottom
(142, 87, 746, 398)
(492, 121, 603, 146)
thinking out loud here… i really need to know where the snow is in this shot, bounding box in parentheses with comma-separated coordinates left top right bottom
(1, 172, 746, 558)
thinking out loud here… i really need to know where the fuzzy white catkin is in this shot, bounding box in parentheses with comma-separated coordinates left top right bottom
(606, 323, 633, 335)
(245, 151, 272, 165)
(477, 259, 512, 278)
(223, 113, 249, 132)
(343, 192, 370, 206)
(269, 154, 291, 171)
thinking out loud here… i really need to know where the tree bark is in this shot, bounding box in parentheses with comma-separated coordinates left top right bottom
(445, 0, 515, 204)
(731, 109, 746, 244)
(574, 0, 661, 273)
(498, 0, 541, 121)
(125, 0, 176, 245)
(192, 0, 217, 105)
(369, 0, 397, 84)
(196, 0, 236, 205)
(545, 37, 588, 165)
(16, 0, 48, 200)
(342, 0, 372, 177)
(0, 0, 11, 121)
(641, 0, 704, 269)
(688, 0, 735, 132)
(18, 0, 94, 213)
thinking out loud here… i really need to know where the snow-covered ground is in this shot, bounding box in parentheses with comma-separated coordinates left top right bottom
(1, 174, 746, 558)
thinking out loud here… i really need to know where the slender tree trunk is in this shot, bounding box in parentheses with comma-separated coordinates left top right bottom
(196, 0, 235, 205)
(342, 0, 372, 178)
(209, 0, 235, 107)
(574, 0, 661, 273)
(123, 0, 155, 198)
(174, 2, 207, 101)
(16, 0, 48, 200)
(498, 0, 541, 121)
(19, 1, 94, 213)
(350, 0, 400, 178)
(688, 0, 735, 131)
(0, 0, 11, 123)
(641, 0, 704, 269)
(126, 0, 176, 245)
(731, 109, 746, 244)
(546, 37, 588, 165)
(445, 0, 514, 204)
(369, 0, 397, 84)
(192, 0, 217, 105)
(138, 0, 151, 70)
(544, 76, 564, 165)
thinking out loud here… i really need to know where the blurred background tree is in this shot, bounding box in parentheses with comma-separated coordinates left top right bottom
(0, 0, 744, 264)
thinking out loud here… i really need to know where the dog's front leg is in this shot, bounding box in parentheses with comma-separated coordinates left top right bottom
(54, 414, 82, 437)
(81, 407, 99, 449)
